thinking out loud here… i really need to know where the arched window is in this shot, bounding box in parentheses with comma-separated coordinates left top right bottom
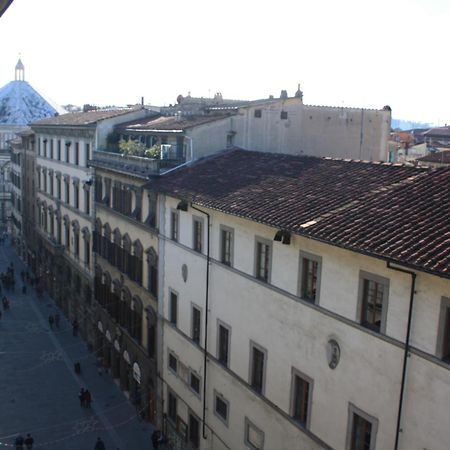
(82, 227, 90, 267)
(103, 223, 111, 260)
(113, 228, 122, 269)
(122, 234, 132, 277)
(63, 215, 70, 251)
(131, 296, 143, 343)
(94, 265, 104, 307)
(146, 306, 157, 358)
(93, 218, 102, 253)
(72, 220, 80, 258)
(120, 286, 132, 330)
(111, 278, 121, 322)
(133, 240, 143, 285)
(146, 247, 158, 298)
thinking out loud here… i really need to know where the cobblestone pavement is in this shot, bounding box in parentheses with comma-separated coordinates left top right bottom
(0, 240, 158, 450)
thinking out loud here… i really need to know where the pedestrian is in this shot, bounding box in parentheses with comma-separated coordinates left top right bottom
(48, 315, 54, 329)
(14, 434, 24, 450)
(151, 430, 161, 449)
(94, 437, 105, 450)
(24, 434, 34, 450)
(72, 319, 78, 336)
(54, 313, 60, 329)
(85, 389, 92, 408)
(78, 388, 85, 407)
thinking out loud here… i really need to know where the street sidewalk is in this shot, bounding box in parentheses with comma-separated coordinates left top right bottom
(0, 240, 163, 450)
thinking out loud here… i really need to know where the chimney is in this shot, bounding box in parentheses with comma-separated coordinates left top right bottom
(280, 90, 288, 99)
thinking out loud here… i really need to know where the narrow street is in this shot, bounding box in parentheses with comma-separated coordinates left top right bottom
(0, 240, 157, 450)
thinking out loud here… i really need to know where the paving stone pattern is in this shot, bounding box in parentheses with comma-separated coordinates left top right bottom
(0, 240, 159, 450)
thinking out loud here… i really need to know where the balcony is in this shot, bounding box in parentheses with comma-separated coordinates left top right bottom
(91, 149, 183, 178)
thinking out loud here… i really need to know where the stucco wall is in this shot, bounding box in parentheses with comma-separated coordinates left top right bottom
(160, 195, 450, 450)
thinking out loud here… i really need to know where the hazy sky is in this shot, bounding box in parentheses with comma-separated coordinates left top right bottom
(0, 0, 448, 124)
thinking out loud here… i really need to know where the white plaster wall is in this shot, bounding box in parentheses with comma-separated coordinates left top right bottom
(160, 195, 450, 450)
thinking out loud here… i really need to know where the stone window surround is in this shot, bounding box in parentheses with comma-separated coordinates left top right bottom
(298, 250, 322, 305)
(216, 319, 231, 368)
(191, 302, 202, 345)
(219, 224, 234, 267)
(356, 270, 390, 335)
(436, 296, 450, 360)
(345, 402, 378, 450)
(213, 389, 230, 426)
(244, 417, 265, 450)
(289, 367, 314, 429)
(248, 340, 268, 396)
(254, 236, 272, 283)
(192, 215, 204, 253)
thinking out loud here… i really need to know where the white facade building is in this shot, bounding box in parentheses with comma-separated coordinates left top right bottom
(153, 149, 450, 450)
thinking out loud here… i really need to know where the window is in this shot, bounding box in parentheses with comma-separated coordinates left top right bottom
(191, 305, 201, 344)
(74, 185, 79, 209)
(299, 252, 322, 304)
(346, 403, 378, 450)
(74, 230, 80, 258)
(249, 342, 266, 394)
(358, 272, 389, 334)
(255, 238, 271, 283)
(50, 139, 54, 159)
(254, 109, 262, 118)
(171, 210, 179, 241)
(65, 178, 70, 204)
(220, 226, 233, 266)
(291, 369, 312, 428)
(245, 418, 264, 450)
(280, 111, 288, 120)
(147, 248, 158, 298)
(436, 297, 450, 362)
(74, 143, 79, 165)
(85, 188, 90, 215)
(146, 192, 157, 227)
(57, 140, 61, 160)
(85, 143, 90, 166)
(217, 321, 230, 367)
(214, 391, 229, 425)
(189, 371, 201, 395)
(226, 133, 235, 148)
(189, 413, 200, 449)
(49, 173, 54, 196)
(168, 352, 178, 374)
(56, 177, 61, 199)
(169, 291, 178, 326)
(193, 217, 203, 253)
(168, 390, 177, 423)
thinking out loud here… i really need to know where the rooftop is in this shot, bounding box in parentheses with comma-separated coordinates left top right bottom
(152, 149, 449, 279)
(31, 106, 143, 127)
(417, 150, 450, 165)
(116, 112, 234, 133)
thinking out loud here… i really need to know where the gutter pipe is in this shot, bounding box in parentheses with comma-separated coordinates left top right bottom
(386, 261, 417, 450)
(190, 204, 211, 440)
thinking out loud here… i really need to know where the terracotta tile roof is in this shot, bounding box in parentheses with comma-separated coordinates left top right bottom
(152, 149, 450, 278)
(423, 126, 450, 138)
(417, 150, 450, 164)
(116, 113, 234, 132)
(31, 107, 143, 127)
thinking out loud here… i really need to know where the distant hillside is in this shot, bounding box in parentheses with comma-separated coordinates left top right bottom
(391, 118, 432, 130)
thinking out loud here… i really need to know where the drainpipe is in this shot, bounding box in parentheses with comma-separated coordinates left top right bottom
(190, 204, 210, 440)
(386, 261, 417, 450)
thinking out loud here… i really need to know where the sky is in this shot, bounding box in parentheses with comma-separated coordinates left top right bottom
(0, 0, 448, 125)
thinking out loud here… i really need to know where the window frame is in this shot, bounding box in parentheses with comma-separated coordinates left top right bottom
(436, 296, 450, 362)
(191, 303, 202, 345)
(188, 411, 201, 449)
(357, 270, 389, 334)
(169, 289, 178, 326)
(192, 216, 204, 253)
(220, 225, 234, 267)
(167, 388, 177, 424)
(189, 370, 201, 396)
(298, 251, 322, 304)
(254, 237, 272, 283)
(168, 350, 178, 375)
(214, 390, 229, 426)
(345, 403, 378, 450)
(290, 367, 313, 429)
(217, 319, 231, 367)
(244, 417, 265, 450)
(248, 341, 267, 395)
(170, 209, 179, 242)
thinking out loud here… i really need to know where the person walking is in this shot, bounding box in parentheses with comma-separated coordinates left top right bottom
(48, 315, 54, 329)
(78, 388, 86, 407)
(85, 389, 92, 408)
(72, 319, 79, 336)
(14, 435, 24, 450)
(24, 434, 34, 450)
(54, 313, 60, 329)
(94, 437, 106, 450)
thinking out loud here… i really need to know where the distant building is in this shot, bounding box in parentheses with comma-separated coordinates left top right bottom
(0, 59, 65, 150)
(416, 149, 450, 167)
